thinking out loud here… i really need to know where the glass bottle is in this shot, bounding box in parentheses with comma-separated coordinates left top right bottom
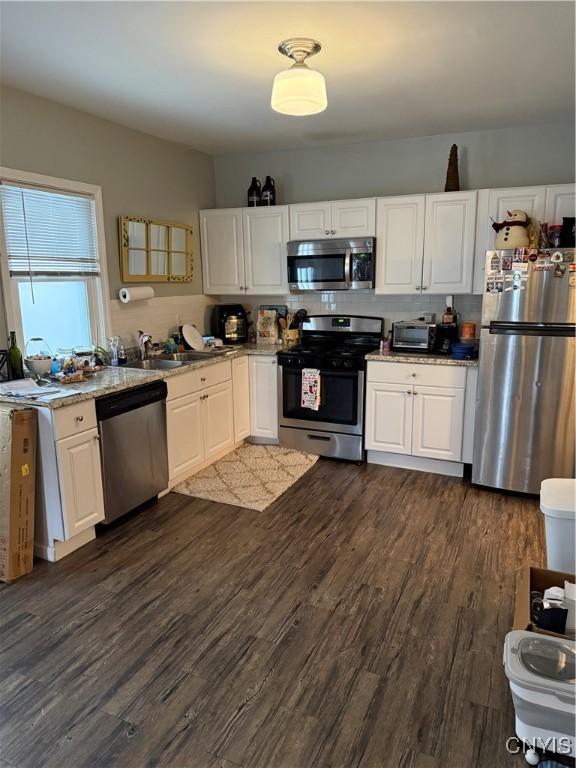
(8, 331, 24, 380)
(247, 177, 262, 207)
(261, 176, 276, 206)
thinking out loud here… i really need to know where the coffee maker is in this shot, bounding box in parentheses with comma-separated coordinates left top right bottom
(213, 304, 248, 344)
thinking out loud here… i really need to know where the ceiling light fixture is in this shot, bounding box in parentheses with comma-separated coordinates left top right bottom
(271, 38, 327, 116)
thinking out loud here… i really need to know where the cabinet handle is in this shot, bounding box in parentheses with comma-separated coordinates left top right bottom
(271, 360, 276, 365)
(324, 230, 330, 235)
(414, 285, 421, 291)
(94, 433, 101, 441)
(413, 392, 419, 396)
(411, 373, 416, 378)
(331, 230, 336, 235)
(200, 376, 206, 382)
(405, 390, 412, 395)
(75, 415, 84, 422)
(422, 285, 428, 290)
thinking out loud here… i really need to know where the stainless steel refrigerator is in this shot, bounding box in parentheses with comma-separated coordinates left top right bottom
(473, 248, 575, 494)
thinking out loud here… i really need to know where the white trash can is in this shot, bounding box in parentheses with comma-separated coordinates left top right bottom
(540, 479, 576, 573)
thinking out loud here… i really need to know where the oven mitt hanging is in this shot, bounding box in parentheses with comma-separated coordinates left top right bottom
(301, 368, 321, 411)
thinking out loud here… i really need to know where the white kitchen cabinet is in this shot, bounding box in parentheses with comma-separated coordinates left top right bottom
(365, 361, 468, 473)
(289, 202, 332, 240)
(203, 381, 235, 462)
(331, 199, 376, 238)
(545, 184, 575, 225)
(411, 385, 464, 462)
(55, 428, 105, 539)
(249, 354, 278, 441)
(365, 382, 412, 454)
(200, 208, 245, 294)
(242, 206, 289, 295)
(289, 199, 375, 240)
(232, 356, 250, 442)
(375, 195, 425, 295)
(473, 186, 547, 293)
(166, 391, 204, 481)
(422, 191, 477, 294)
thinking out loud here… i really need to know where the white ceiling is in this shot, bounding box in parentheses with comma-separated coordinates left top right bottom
(1, 2, 574, 155)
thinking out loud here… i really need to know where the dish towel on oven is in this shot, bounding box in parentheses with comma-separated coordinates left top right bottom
(301, 368, 321, 411)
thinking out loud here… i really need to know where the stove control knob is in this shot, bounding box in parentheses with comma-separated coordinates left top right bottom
(330, 359, 340, 368)
(343, 360, 353, 369)
(297, 357, 306, 367)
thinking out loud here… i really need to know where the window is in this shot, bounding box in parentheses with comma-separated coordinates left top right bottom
(0, 171, 109, 354)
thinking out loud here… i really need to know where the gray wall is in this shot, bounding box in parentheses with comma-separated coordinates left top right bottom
(214, 122, 575, 207)
(0, 86, 215, 302)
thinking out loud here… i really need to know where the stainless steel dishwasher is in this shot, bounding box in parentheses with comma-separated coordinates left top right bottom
(96, 381, 168, 523)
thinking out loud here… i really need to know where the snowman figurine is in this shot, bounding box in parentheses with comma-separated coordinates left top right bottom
(492, 209, 531, 249)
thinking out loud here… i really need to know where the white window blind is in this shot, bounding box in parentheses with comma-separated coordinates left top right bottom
(0, 183, 100, 276)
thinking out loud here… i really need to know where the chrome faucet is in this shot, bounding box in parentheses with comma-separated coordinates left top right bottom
(138, 331, 152, 360)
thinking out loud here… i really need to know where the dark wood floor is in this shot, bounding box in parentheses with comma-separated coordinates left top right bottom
(0, 460, 547, 768)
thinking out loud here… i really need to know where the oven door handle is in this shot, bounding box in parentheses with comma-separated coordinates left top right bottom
(344, 248, 352, 288)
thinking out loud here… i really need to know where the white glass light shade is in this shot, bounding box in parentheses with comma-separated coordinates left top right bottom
(271, 63, 327, 116)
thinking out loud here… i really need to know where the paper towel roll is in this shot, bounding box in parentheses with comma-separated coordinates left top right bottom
(118, 286, 155, 303)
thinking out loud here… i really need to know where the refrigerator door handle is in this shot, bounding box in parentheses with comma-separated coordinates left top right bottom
(489, 322, 576, 337)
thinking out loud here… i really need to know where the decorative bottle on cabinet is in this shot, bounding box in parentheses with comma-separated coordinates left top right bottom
(247, 177, 262, 207)
(261, 176, 276, 206)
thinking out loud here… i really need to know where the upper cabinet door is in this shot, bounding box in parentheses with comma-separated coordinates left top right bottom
(243, 206, 289, 295)
(375, 195, 425, 295)
(422, 191, 477, 294)
(331, 198, 376, 238)
(200, 209, 245, 294)
(545, 184, 575, 225)
(289, 202, 332, 240)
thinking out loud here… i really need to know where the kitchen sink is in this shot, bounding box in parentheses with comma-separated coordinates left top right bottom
(159, 351, 228, 362)
(124, 359, 186, 370)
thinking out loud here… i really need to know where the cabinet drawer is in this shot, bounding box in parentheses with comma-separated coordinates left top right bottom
(52, 400, 97, 440)
(167, 360, 232, 401)
(367, 361, 466, 388)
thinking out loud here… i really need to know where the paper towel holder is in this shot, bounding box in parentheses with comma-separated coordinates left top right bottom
(118, 286, 155, 304)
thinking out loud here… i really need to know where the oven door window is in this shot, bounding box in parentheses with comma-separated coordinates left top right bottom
(288, 256, 345, 285)
(282, 368, 358, 425)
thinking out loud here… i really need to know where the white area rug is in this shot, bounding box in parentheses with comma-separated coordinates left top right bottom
(173, 444, 319, 511)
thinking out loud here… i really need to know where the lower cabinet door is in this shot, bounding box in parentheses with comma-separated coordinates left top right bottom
(411, 385, 465, 461)
(203, 381, 235, 462)
(365, 382, 412, 454)
(167, 391, 204, 481)
(249, 355, 278, 440)
(232, 356, 250, 442)
(56, 428, 105, 538)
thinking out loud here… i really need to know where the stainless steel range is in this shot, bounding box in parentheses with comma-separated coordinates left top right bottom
(277, 315, 384, 461)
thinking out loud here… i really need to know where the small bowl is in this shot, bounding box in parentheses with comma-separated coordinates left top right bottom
(25, 357, 52, 376)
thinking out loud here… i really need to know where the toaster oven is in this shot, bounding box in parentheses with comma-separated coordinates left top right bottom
(391, 321, 437, 353)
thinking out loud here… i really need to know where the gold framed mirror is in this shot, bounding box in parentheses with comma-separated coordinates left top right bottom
(119, 216, 193, 282)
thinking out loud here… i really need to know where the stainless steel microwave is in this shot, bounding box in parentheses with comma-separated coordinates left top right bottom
(287, 237, 375, 292)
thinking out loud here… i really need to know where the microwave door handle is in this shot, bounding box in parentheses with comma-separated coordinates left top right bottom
(344, 248, 352, 287)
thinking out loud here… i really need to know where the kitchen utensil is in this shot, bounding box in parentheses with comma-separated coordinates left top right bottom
(181, 323, 205, 351)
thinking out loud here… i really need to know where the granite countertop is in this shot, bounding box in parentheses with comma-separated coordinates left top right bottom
(365, 351, 478, 368)
(0, 343, 280, 410)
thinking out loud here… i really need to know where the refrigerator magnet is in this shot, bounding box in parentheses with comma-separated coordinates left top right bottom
(554, 264, 567, 278)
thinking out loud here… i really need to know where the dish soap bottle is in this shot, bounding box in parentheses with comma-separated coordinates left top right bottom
(261, 176, 276, 206)
(247, 177, 262, 207)
(8, 331, 24, 380)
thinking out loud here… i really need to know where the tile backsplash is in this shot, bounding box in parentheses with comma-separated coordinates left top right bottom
(109, 294, 215, 346)
(109, 291, 483, 347)
(217, 292, 483, 334)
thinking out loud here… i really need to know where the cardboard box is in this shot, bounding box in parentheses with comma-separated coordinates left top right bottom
(513, 565, 576, 640)
(0, 405, 37, 582)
